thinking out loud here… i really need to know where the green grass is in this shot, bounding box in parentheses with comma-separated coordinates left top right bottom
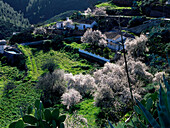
(33, 49, 95, 75)
(96, 2, 132, 10)
(0, 82, 41, 128)
(0, 47, 41, 127)
(65, 42, 89, 50)
(0, 43, 98, 127)
(75, 99, 100, 127)
(18, 45, 39, 80)
(0, 60, 40, 127)
(0, 80, 4, 98)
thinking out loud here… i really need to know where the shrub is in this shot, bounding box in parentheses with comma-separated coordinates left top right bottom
(9, 100, 66, 128)
(94, 85, 114, 108)
(33, 27, 47, 35)
(3, 81, 16, 96)
(37, 69, 66, 106)
(128, 16, 147, 28)
(125, 34, 148, 59)
(153, 71, 165, 83)
(41, 58, 58, 74)
(65, 111, 88, 127)
(93, 60, 152, 106)
(61, 89, 82, 109)
(135, 75, 170, 128)
(64, 73, 97, 97)
(81, 28, 107, 47)
(92, 7, 108, 16)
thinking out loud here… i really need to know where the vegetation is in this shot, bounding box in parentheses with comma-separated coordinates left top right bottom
(95, 2, 132, 10)
(0, 1, 30, 39)
(9, 100, 66, 128)
(3, 0, 107, 23)
(1, 0, 170, 128)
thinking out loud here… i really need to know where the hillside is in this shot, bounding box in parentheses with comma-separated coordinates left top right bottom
(0, 1, 30, 39)
(3, 0, 107, 24)
(0, 0, 170, 128)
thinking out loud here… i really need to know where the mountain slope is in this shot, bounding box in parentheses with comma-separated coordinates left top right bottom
(3, 0, 107, 24)
(0, 1, 30, 39)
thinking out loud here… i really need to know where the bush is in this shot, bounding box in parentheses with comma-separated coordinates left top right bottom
(33, 27, 47, 35)
(42, 59, 58, 74)
(64, 73, 97, 98)
(37, 69, 66, 106)
(128, 16, 147, 28)
(125, 34, 148, 59)
(93, 60, 152, 106)
(94, 85, 114, 108)
(3, 81, 16, 96)
(61, 89, 82, 109)
(9, 100, 66, 128)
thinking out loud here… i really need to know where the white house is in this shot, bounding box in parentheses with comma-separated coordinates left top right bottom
(0, 40, 7, 54)
(72, 19, 97, 30)
(166, 0, 170, 4)
(56, 17, 97, 30)
(56, 21, 64, 29)
(104, 32, 126, 51)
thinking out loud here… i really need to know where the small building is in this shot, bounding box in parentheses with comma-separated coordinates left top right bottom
(56, 17, 97, 30)
(56, 21, 64, 29)
(0, 40, 7, 54)
(166, 0, 170, 4)
(104, 32, 126, 51)
(72, 19, 97, 30)
(12, 32, 20, 35)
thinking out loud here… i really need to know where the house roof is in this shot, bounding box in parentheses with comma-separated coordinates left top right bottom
(104, 32, 121, 40)
(72, 19, 96, 24)
(0, 40, 7, 45)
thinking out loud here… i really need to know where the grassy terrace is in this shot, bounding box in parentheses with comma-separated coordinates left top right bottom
(33, 48, 96, 75)
(95, 2, 132, 10)
(0, 45, 98, 127)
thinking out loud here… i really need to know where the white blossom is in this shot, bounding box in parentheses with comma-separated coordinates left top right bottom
(64, 73, 97, 97)
(125, 34, 148, 58)
(84, 8, 92, 15)
(153, 72, 165, 83)
(81, 28, 107, 47)
(61, 89, 82, 109)
(33, 27, 46, 35)
(92, 7, 108, 16)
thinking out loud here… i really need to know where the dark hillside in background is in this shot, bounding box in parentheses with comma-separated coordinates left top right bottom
(2, 0, 107, 24)
(0, 1, 30, 39)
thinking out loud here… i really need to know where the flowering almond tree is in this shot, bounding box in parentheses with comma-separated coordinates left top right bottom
(64, 73, 97, 97)
(125, 34, 148, 58)
(81, 28, 108, 48)
(61, 89, 82, 109)
(92, 7, 108, 16)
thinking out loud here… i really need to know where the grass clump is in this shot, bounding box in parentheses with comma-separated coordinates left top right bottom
(96, 2, 132, 10)
(75, 99, 100, 127)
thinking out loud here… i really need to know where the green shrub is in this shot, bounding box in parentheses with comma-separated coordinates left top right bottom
(135, 75, 170, 128)
(9, 100, 66, 128)
(128, 16, 147, 28)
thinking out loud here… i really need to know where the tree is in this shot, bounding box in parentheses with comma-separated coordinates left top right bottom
(92, 7, 108, 16)
(33, 27, 46, 35)
(37, 69, 66, 106)
(61, 89, 82, 109)
(81, 28, 107, 48)
(64, 73, 97, 97)
(125, 34, 148, 59)
(84, 8, 92, 16)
